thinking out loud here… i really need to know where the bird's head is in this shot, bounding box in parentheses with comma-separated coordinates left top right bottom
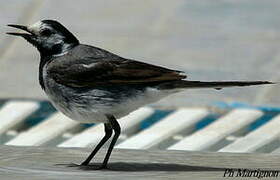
(7, 20, 79, 57)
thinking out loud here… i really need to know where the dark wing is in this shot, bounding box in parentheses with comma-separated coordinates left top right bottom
(47, 52, 186, 88)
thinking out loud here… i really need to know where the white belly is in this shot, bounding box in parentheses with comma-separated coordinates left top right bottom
(45, 86, 169, 124)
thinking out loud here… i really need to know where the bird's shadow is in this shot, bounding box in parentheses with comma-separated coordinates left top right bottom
(56, 162, 226, 172)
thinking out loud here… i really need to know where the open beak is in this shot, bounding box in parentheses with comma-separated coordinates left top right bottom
(6, 24, 35, 37)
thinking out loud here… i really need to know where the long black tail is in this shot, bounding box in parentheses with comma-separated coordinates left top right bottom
(159, 80, 274, 90)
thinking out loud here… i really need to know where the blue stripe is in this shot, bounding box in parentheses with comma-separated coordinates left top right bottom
(140, 110, 173, 130)
(212, 101, 280, 130)
(24, 101, 56, 127)
(213, 101, 280, 112)
(196, 114, 221, 130)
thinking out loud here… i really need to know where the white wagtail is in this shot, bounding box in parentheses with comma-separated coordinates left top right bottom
(7, 20, 273, 169)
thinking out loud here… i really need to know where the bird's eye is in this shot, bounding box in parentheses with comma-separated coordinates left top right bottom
(41, 29, 53, 36)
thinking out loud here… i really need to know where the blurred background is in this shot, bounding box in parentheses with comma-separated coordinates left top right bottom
(1, 0, 279, 108)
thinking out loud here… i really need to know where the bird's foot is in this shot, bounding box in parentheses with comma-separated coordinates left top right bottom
(68, 162, 109, 170)
(80, 161, 90, 166)
(97, 164, 108, 170)
(65, 163, 81, 167)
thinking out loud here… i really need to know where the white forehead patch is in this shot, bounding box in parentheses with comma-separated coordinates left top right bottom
(28, 21, 43, 34)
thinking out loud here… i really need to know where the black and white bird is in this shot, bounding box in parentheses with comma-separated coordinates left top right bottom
(7, 20, 272, 169)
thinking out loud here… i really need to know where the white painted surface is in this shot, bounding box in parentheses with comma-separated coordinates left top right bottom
(6, 112, 79, 146)
(220, 115, 280, 152)
(1, 99, 278, 154)
(168, 109, 263, 151)
(117, 108, 209, 149)
(0, 101, 39, 134)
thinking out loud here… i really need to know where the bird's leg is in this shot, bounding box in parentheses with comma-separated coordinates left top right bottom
(81, 123, 112, 166)
(99, 115, 121, 169)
